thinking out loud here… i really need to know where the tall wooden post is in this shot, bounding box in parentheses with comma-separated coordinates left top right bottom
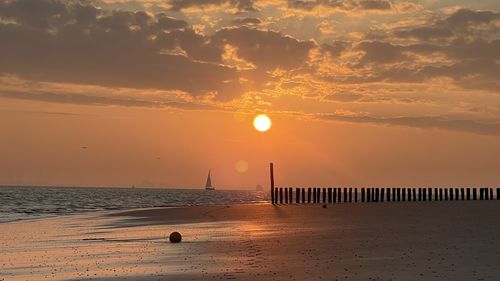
(355, 188, 358, 202)
(302, 188, 306, 203)
(361, 188, 365, 202)
(387, 188, 391, 202)
(270, 163, 275, 204)
(380, 188, 385, 202)
(296, 188, 300, 203)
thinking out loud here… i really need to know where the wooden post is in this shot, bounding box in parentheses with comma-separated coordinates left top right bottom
(428, 188, 432, 201)
(490, 188, 493, 200)
(270, 163, 275, 204)
(284, 188, 288, 204)
(367, 188, 371, 203)
(497, 188, 500, 200)
(396, 188, 401, 202)
(343, 188, 348, 203)
(380, 188, 385, 202)
(302, 188, 306, 203)
(274, 189, 278, 203)
(328, 188, 332, 203)
(472, 188, 477, 200)
(361, 188, 365, 202)
(434, 188, 438, 201)
(450, 188, 454, 201)
(337, 188, 341, 203)
(318, 188, 321, 203)
(422, 188, 427, 201)
(466, 188, 470, 200)
(374, 188, 379, 202)
(333, 188, 337, 203)
(444, 188, 449, 200)
(296, 188, 300, 203)
(323, 188, 326, 203)
(349, 188, 353, 203)
(439, 188, 443, 201)
(355, 188, 358, 202)
(313, 188, 317, 203)
(307, 188, 311, 203)
(460, 188, 465, 200)
(392, 188, 396, 202)
(411, 188, 416, 201)
(387, 188, 391, 202)
(279, 187, 283, 204)
(479, 188, 484, 200)
(289, 187, 293, 203)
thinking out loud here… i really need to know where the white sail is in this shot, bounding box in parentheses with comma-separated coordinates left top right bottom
(205, 170, 214, 190)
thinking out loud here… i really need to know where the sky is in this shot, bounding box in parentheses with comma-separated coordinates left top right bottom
(0, 0, 499, 189)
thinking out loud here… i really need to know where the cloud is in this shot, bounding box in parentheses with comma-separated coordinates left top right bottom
(358, 0, 392, 10)
(287, 0, 395, 12)
(0, 90, 217, 110)
(319, 114, 500, 137)
(231, 17, 262, 26)
(212, 26, 316, 70)
(167, 0, 256, 12)
(0, 0, 252, 100)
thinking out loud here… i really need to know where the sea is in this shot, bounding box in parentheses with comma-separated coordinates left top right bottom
(0, 186, 270, 223)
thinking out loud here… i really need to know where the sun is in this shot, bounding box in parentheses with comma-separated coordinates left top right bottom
(253, 114, 272, 132)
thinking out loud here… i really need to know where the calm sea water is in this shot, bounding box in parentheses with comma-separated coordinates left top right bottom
(0, 186, 270, 223)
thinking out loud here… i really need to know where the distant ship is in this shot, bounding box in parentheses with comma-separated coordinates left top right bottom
(205, 170, 215, 190)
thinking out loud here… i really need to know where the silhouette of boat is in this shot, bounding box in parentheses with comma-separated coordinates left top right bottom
(205, 170, 215, 190)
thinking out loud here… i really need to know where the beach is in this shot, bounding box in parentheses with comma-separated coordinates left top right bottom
(1, 201, 500, 281)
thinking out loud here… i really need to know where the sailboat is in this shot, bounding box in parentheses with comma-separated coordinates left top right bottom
(205, 170, 215, 190)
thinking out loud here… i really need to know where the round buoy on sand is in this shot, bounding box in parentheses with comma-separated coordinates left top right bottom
(169, 232, 182, 243)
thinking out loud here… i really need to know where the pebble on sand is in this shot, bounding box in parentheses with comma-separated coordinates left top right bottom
(169, 231, 182, 243)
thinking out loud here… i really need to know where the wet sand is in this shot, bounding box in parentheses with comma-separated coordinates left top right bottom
(1, 201, 500, 281)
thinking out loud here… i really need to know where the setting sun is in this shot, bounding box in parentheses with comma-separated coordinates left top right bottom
(253, 114, 272, 132)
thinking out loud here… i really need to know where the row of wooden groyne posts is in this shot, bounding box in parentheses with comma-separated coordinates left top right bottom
(271, 186, 499, 204)
(268, 163, 499, 205)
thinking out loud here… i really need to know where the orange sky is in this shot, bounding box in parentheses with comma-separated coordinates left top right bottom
(0, 0, 499, 188)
